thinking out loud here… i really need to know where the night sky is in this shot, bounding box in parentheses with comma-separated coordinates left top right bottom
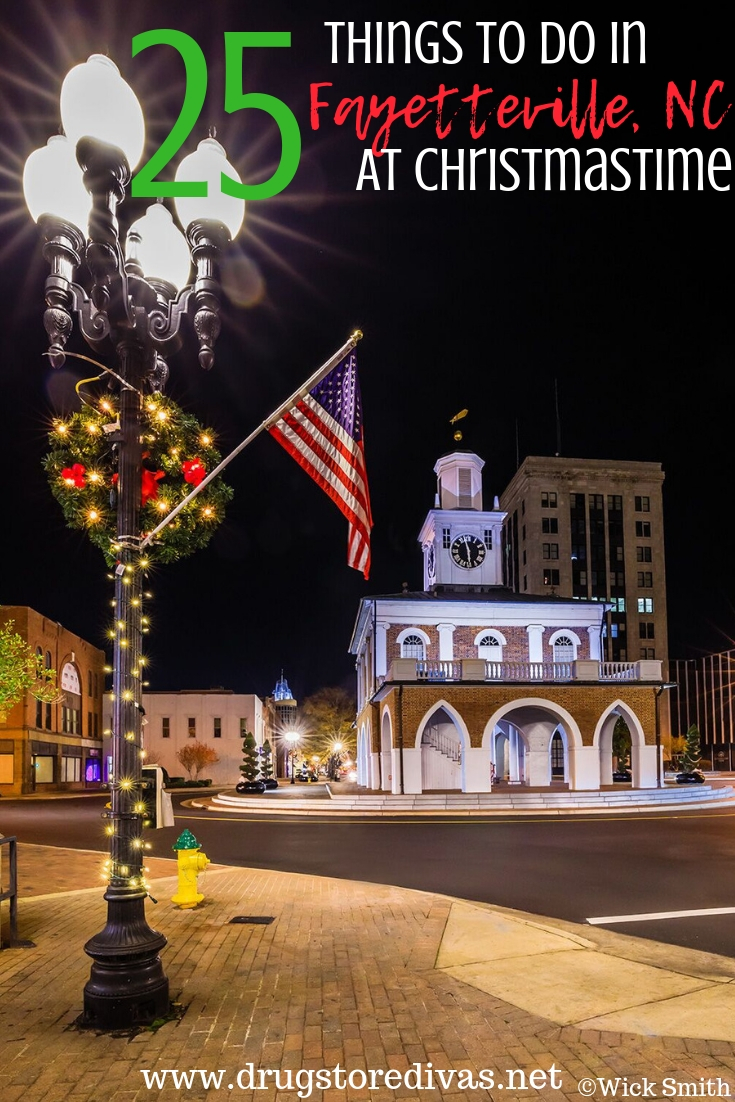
(0, 2, 731, 703)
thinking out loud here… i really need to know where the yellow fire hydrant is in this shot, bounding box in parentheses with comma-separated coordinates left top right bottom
(171, 829, 210, 908)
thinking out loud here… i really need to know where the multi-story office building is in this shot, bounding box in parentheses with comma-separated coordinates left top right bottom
(499, 457, 668, 671)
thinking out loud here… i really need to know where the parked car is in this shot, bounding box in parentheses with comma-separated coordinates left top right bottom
(262, 778, 279, 790)
(612, 769, 632, 782)
(236, 779, 266, 794)
(676, 770, 705, 784)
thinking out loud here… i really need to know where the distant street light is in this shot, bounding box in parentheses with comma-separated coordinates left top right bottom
(22, 54, 244, 1030)
(284, 731, 300, 784)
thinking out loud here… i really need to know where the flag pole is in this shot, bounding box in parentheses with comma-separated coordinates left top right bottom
(139, 330, 363, 550)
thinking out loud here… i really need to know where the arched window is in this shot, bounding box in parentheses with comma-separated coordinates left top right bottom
(477, 634, 501, 660)
(474, 629, 507, 662)
(401, 633, 426, 659)
(553, 635, 576, 663)
(61, 662, 81, 735)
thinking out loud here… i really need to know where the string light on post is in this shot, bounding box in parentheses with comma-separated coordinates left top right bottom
(23, 53, 244, 1031)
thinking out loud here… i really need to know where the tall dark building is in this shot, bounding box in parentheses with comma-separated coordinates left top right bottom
(499, 457, 668, 671)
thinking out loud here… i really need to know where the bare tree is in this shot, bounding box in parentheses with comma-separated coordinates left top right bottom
(176, 740, 219, 780)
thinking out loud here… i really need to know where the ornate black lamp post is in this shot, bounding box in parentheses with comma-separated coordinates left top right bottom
(22, 54, 244, 1029)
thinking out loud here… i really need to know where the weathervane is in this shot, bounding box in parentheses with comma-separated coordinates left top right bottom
(449, 408, 468, 442)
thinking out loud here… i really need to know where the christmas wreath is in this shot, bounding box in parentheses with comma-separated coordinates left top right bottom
(43, 392, 234, 564)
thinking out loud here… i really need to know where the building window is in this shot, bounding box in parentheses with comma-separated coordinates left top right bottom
(61, 662, 81, 735)
(609, 571, 625, 587)
(607, 495, 622, 511)
(523, 575, 528, 590)
(442, 527, 451, 548)
(401, 633, 426, 659)
(610, 597, 626, 612)
(553, 635, 576, 662)
(542, 543, 559, 560)
(213, 717, 222, 738)
(476, 631, 505, 661)
(61, 756, 81, 782)
(542, 517, 558, 534)
(36, 697, 43, 728)
(162, 717, 170, 739)
(637, 571, 653, 587)
(541, 491, 557, 508)
(639, 622, 655, 639)
(0, 753, 14, 784)
(637, 598, 654, 613)
(635, 496, 650, 512)
(570, 493, 585, 509)
(614, 546, 624, 562)
(522, 550, 527, 565)
(591, 494, 604, 510)
(88, 670, 92, 696)
(636, 546, 652, 562)
(45, 702, 52, 730)
(240, 718, 249, 737)
(640, 647, 656, 660)
(636, 521, 652, 537)
(578, 570, 587, 585)
(543, 569, 560, 586)
(483, 529, 493, 549)
(188, 717, 196, 738)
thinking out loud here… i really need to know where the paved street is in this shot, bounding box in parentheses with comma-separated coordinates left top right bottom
(2, 793, 735, 958)
(3, 842, 735, 1102)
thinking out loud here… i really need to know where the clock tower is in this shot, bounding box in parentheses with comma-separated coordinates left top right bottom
(418, 451, 507, 591)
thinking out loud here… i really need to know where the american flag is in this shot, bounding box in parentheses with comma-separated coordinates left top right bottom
(268, 350, 373, 579)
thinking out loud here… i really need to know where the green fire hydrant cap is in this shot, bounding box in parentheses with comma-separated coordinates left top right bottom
(173, 828, 200, 851)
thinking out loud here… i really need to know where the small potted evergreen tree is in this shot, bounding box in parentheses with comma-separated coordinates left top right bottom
(260, 739, 278, 789)
(676, 724, 705, 784)
(236, 728, 266, 794)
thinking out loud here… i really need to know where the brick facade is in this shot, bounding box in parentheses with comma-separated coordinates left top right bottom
(0, 606, 105, 796)
(387, 623, 592, 664)
(365, 682, 657, 752)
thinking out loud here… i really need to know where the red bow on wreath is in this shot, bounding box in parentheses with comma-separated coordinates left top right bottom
(182, 457, 206, 487)
(111, 468, 165, 505)
(61, 463, 86, 488)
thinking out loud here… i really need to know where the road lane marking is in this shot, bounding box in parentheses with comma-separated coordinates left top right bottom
(587, 906, 735, 924)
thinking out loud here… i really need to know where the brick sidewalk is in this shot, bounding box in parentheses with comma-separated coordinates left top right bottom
(2, 850, 735, 1102)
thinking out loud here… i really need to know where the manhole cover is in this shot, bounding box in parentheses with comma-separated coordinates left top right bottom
(229, 916, 275, 925)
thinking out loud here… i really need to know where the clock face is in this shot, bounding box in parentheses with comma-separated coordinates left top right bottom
(450, 533, 486, 569)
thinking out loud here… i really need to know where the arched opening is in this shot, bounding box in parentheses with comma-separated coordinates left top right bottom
(491, 720, 526, 784)
(419, 705, 462, 790)
(356, 724, 371, 788)
(550, 728, 566, 780)
(484, 700, 584, 788)
(380, 710, 393, 791)
(595, 702, 650, 788)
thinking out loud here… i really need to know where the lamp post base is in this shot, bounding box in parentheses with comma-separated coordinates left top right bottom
(80, 892, 169, 1030)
